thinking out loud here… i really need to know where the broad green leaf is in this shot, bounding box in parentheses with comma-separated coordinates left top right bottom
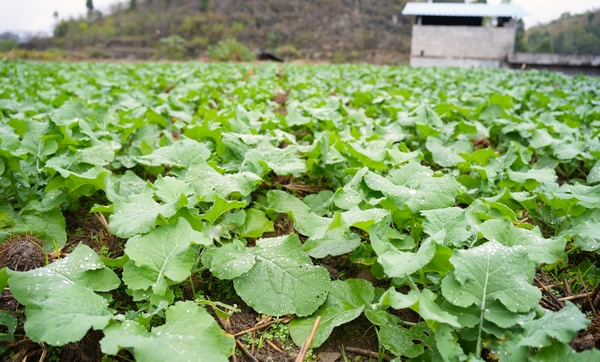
(341, 207, 388, 232)
(571, 215, 600, 251)
(7, 209, 67, 250)
(588, 160, 600, 184)
(345, 140, 387, 170)
(379, 322, 435, 359)
(123, 218, 207, 295)
(238, 209, 274, 238)
(101, 301, 235, 362)
(202, 240, 256, 280)
(178, 161, 261, 201)
(289, 279, 374, 348)
(441, 241, 541, 354)
(461, 145, 498, 165)
(553, 141, 584, 160)
(0, 311, 17, 342)
(528, 341, 600, 362)
(441, 241, 541, 314)
(364, 162, 461, 214)
(517, 302, 589, 349)
(153, 175, 195, 203)
(244, 144, 307, 177)
(386, 146, 421, 165)
(109, 193, 187, 238)
(377, 288, 460, 328)
(260, 190, 318, 235)
(231, 234, 330, 317)
(426, 137, 471, 168)
(409, 289, 460, 328)
(374, 234, 436, 280)
(261, 190, 361, 256)
(51, 100, 87, 126)
(414, 105, 444, 128)
(433, 323, 466, 362)
(303, 190, 334, 216)
(262, 189, 311, 221)
(122, 262, 163, 295)
(540, 183, 599, 218)
(104, 171, 151, 203)
(507, 168, 557, 186)
(0, 123, 21, 156)
(45, 163, 109, 199)
(285, 107, 311, 126)
(302, 225, 361, 258)
(17, 119, 58, 161)
(364, 309, 401, 327)
(8, 244, 119, 345)
(479, 219, 564, 264)
(530, 129, 555, 149)
(422, 207, 474, 247)
(333, 188, 363, 210)
(138, 138, 211, 167)
(200, 195, 247, 225)
(489, 93, 514, 109)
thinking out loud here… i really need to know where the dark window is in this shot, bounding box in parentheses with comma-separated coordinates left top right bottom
(421, 16, 483, 26)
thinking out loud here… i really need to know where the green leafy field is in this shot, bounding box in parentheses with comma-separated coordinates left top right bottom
(1, 60, 600, 361)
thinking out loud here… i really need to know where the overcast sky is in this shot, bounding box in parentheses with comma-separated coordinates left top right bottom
(0, 0, 599, 36)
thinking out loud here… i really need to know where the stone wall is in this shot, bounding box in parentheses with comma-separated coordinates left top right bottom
(410, 25, 516, 60)
(508, 53, 600, 76)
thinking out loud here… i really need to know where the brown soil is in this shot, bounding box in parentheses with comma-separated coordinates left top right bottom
(571, 316, 600, 351)
(59, 330, 105, 362)
(212, 302, 385, 362)
(272, 90, 289, 116)
(472, 136, 492, 149)
(0, 235, 46, 271)
(62, 209, 123, 257)
(535, 269, 600, 353)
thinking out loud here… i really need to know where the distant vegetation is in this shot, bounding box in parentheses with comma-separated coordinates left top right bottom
(47, 0, 411, 62)
(4, 1, 600, 61)
(0, 33, 18, 52)
(522, 10, 600, 55)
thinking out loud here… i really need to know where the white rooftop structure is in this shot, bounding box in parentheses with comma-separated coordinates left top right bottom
(402, 3, 530, 18)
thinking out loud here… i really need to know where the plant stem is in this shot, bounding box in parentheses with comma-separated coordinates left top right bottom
(418, 269, 429, 288)
(189, 275, 196, 297)
(407, 276, 419, 291)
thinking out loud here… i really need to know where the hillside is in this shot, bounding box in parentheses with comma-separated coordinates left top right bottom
(524, 9, 600, 55)
(51, 0, 412, 63)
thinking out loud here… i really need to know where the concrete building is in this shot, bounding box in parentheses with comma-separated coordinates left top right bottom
(402, 2, 529, 68)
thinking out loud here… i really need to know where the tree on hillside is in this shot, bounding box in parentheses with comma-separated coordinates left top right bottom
(129, 0, 137, 11)
(514, 19, 527, 52)
(200, 0, 210, 11)
(86, 0, 94, 12)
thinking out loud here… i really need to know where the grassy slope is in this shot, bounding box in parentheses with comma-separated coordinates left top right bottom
(525, 10, 600, 55)
(52, 0, 412, 61)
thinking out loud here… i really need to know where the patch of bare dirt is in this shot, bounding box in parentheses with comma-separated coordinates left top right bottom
(571, 316, 600, 351)
(0, 235, 46, 272)
(535, 269, 600, 354)
(315, 314, 386, 361)
(272, 90, 289, 116)
(62, 209, 123, 257)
